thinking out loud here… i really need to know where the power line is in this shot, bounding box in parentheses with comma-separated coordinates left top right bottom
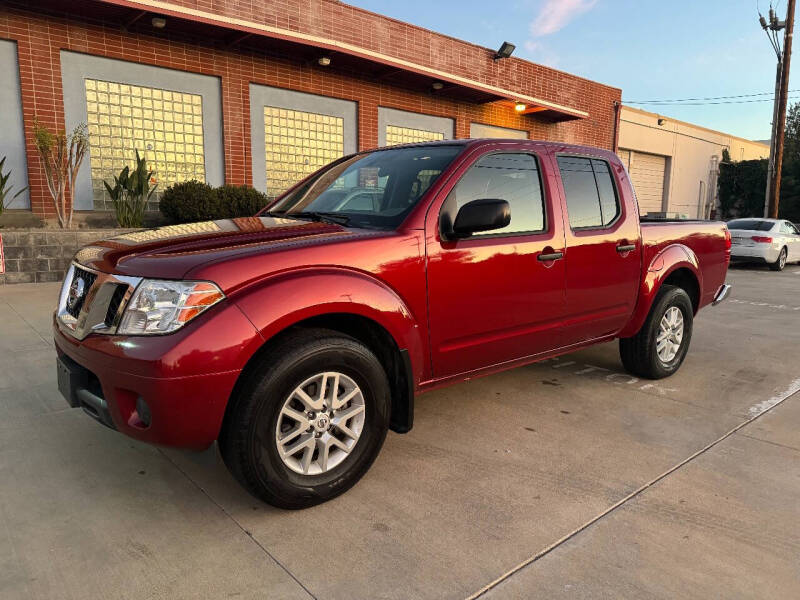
(627, 95, 800, 106)
(624, 89, 800, 103)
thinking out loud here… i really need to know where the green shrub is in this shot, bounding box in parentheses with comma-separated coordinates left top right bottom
(159, 180, 218, 223)
(159, 181, 269, 223)
(215, 184, 270, 218)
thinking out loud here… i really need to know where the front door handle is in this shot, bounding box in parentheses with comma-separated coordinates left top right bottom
(537, 251, 564, 262)
(616, 244, 636, 253)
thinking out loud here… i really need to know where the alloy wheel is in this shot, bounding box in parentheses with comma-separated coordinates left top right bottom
(656, 306, 684, 363)
(275, 372, 366, 475)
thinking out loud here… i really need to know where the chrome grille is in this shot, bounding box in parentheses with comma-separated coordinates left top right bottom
(57, 263, 142, 340)
(65, 266, 97, 319)
(104, 284, 128, 327)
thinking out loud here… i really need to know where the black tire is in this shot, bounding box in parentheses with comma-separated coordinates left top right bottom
(219, 328, 390, 509)
(770, 247, 788, 271)
(619, 285, 694, 380)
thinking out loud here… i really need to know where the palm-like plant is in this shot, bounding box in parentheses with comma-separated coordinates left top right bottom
(103, 150, 157, 227)
(0, 156, 27, 216)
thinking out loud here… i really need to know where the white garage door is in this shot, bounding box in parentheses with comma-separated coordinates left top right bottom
(618, 149, 666, 215)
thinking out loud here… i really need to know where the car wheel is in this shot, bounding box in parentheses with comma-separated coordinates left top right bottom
(770, 247, 788, 271)
(219, 328, 390, 509)
(619, 285, 694, 380)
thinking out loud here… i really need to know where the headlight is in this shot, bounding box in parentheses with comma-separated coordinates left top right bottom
(117, 280, 225, 335)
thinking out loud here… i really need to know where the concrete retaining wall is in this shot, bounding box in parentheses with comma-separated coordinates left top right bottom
(0, 229, 129, 285)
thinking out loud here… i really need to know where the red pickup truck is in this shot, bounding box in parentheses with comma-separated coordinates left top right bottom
(54, 139, 731, 508)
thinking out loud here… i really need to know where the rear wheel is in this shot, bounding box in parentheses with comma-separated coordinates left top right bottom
(770, 247, 788, 271)
(619, 285, 693, 379)
(219, 329, 390, 509)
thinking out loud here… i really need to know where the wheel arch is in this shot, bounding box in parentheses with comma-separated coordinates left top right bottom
(225, 269, 423, 435)
(620, 244, 702, 338)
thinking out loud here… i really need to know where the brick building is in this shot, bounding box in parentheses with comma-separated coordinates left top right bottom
(0, 0, 621, 220)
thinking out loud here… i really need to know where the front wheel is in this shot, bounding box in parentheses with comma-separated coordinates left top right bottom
(219, 329, 390, 509)
(770, 247, 788, 271)
(619, 285, 694, 380)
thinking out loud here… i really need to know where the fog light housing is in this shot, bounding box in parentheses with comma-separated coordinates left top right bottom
(130, 396, 152, 429)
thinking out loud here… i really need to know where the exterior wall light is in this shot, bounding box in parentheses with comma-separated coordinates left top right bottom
(515, 102, 527, 112)
(658, 118, 666, 126)
(432, 81, 444, 90)
(151, 16, 167, 29)
(494, 41, 516, 60)
(318, 56, 331, 66)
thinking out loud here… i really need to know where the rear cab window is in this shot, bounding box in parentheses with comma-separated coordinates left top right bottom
(557, 156, 621, 230)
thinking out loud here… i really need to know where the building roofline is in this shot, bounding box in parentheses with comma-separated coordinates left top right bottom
(337, 1, 621, 95)
(621, 104, 770, 149)
(93, 0, 598, 120)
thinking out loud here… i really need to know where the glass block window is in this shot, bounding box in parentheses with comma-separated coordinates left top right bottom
(385, 125, 444, 146)
(264, 107, 344, 197)
(85, 78, 206, 211)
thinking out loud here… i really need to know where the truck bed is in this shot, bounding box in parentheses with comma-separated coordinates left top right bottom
(639, 220, 730, 309)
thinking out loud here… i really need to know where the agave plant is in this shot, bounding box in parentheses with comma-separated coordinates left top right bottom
(104, 150, 157, 228)
(0, 156, 28, 216)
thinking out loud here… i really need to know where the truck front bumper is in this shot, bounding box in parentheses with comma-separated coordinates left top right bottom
(53, 302, 260, 450)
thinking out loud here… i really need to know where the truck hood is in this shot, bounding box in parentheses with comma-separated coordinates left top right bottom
(73, 216, 356, 281)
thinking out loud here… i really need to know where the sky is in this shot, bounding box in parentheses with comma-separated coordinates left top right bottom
(347, 0, 799, 141)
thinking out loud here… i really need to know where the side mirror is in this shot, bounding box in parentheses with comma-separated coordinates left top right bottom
(445, 199, 510, 239)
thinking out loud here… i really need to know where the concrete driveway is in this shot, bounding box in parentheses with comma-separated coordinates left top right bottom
(1, 265, 799, 599)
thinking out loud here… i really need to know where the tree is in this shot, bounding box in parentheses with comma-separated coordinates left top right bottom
(778, 102, 800, 222)
(717, 101, 800, 222)
(33, 120, 89, 228)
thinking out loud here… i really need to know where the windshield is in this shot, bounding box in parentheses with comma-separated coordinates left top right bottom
(267, 145, 463, 229)
(727, 219, 775, 231)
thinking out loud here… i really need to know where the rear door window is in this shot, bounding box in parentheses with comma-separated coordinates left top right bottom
(557, 156, 620, 229)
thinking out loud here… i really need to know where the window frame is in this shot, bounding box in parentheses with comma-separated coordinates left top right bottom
(556, 153, 623, 233)
(438, 150, 549, 240)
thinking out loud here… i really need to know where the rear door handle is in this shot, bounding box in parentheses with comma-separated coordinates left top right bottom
(537, 251, 564, 262)
(616, 244, 636, 253)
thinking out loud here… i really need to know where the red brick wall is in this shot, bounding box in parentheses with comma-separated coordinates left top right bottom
(0, 4, 621, 218)
(102, 0, 618, 119)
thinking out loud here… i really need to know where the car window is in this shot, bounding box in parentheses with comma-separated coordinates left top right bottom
(557, 156, 620, 229)
(442, 152, 545, 236)
(270, 145, 462, 229)
(791, 223, 800, 235)
(727, 219, 775, 231)
(780, 221, 799, 235)
(592, 159, 620, 226)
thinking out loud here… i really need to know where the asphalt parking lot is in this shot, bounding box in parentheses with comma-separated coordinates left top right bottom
(1, 264, 799, 600)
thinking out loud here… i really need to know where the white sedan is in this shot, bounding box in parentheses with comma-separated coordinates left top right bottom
(728, 218, 800, 271)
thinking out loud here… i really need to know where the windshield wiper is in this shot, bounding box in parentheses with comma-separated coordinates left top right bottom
(289, 212, 351, 226)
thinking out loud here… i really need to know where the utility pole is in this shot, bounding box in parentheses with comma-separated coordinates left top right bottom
(761, 0, 796, 218)
(770, 0, 796, 218)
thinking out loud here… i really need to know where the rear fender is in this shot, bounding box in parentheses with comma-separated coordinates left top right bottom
(619, 244, 702, 338)
(233, 267, 426, 385)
